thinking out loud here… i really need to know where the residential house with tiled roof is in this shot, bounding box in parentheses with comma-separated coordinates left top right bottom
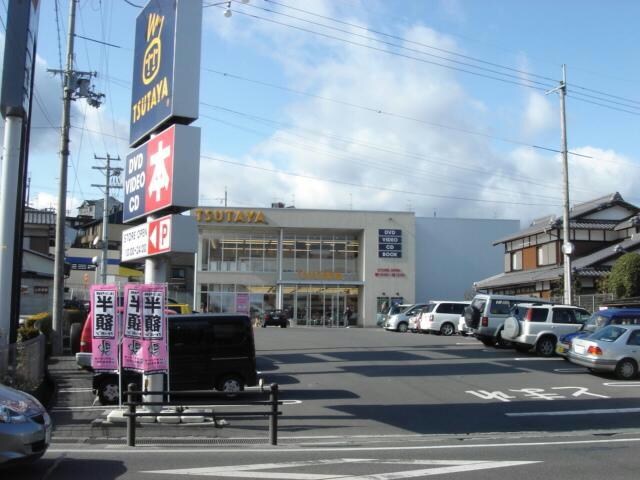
(475, 192, 640, 298)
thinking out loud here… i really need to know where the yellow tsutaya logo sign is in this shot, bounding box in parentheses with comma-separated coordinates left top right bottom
(131, 12, 170, 124)
(195, 209, 267, 224)
(143, 13, 164, 85)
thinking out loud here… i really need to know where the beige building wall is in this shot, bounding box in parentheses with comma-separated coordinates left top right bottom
(193, 207, 415, 327)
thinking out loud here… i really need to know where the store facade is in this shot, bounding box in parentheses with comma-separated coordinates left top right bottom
(193, 207, 415, 327)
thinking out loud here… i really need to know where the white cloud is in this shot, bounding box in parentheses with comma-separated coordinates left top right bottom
(522, 92, 555, 137)
(30, 191, 82, 214)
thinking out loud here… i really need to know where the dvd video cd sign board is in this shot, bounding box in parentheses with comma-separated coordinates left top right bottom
(378, 229, 402, 258)
(123, 124, 200, 223)
(129, 0, 202, 147)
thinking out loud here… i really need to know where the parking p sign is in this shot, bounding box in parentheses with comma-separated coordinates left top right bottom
(123, 124, 200, 224)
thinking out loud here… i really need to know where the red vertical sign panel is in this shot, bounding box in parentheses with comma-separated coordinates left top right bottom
(145, 126, 174, 213)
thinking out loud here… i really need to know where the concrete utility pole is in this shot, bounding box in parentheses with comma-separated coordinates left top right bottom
(559, 65, 573, 305)
(51, 0, 78, 356)
(51, 0, 105, 355)
(92, 154, 122, 284)
(546, 65, 573, 305)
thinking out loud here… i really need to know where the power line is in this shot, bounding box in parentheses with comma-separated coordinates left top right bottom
(202, 154, 561, 208)
(235, 0, 556, 90)
(200, 112, 571, 204)
(260, 0, 558, 84)
(224, 7, 551, 92)
(204, 68, 591, 159)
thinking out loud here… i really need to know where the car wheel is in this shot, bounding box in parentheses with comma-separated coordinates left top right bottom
(536, 336, 556, 357)
(70, 322, 82, 355)
(440, 322, 455, 336)
(615, 358, 638, 380)
(495, 329, 512, 348)
(217, 375, 244, 396)
(397, 322, 408, 333)
(97, 378, 120, 405)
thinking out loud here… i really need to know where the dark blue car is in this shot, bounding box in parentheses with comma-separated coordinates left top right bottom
(556, 308, 640, 358)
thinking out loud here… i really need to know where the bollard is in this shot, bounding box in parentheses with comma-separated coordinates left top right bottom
(269, 383, 278, 445)
(126, 383, 136, 447)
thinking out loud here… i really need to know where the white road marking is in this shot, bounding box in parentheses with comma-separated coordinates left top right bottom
(144, 458, 540, 479)
(46, 436, 640, 454)
(506, 407, 640, 417)
(58, 388, 93, 393)
(51, 400, 302, 413)
(603, 382, 640, 387)
(553, 368, 587, 373)
(455, 342, 480, 345)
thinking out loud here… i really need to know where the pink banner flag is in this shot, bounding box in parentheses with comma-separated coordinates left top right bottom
(90, 285, 119, 372)
(141, 284, 168, 374)
(122, 284, 144, 372)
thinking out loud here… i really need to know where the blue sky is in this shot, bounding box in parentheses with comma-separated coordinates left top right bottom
(2, 0, 639, 225)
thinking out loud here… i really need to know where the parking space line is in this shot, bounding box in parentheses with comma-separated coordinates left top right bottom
(513, 357, 561, 361)
(58, 388, 93, 393)
(506, 407, 640, 417)
(553, 368, 588, 373)
(603, 382, 640, 387)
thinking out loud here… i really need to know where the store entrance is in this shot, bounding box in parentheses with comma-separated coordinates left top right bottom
(283, 285, 358, 327)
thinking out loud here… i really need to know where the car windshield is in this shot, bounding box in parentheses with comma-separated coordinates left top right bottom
(389, 304, 404, 315)
(583, 313, 606, 331)
(590, 325, 627, 342)
(422, 304, 436, 313)
(470, 298, 486, 312)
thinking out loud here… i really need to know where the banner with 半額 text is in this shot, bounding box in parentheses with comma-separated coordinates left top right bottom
(122, 284, 144, 372)
(90, 285, 119, 372)
(141, 284, 168, 374)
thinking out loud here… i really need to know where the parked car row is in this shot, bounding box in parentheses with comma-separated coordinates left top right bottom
(388, 294, 640, 381)
(385, 301, 470, 336)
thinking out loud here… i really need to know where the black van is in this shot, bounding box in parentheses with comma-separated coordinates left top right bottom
(93, 314, 258, 404)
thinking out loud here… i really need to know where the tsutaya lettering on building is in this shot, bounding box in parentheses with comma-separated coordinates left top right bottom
(378, 229, 402, 258)
(297, 271, 344, 281)
(194, 209, 267, 224)
(121, 214, 198, 262)
(129, 0, 202, 147)
(123, 124, 200, 224)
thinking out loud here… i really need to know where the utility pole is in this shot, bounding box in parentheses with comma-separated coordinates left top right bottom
(92, 154, 122, 284)
(50, 0, 105, 355)
(547, 65, 573, 305)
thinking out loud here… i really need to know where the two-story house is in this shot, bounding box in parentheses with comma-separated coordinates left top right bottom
(476, 192, 640, 299)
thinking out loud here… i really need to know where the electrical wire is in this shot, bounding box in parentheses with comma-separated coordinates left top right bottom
(236, 0, 556, 91)
(204, 68, 591, 159)
(262, 0, 640, 108)
(201, 154, 561, 208)
(223, 7, 551, 92)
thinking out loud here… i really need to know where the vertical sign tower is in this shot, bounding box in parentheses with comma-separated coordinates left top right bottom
(123, 0, 203, 409)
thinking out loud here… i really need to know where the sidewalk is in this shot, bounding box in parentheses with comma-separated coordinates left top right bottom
(48, 356, 274, 445)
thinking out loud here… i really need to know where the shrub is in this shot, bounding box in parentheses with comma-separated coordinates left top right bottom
(17, 326, 41, 342)
(607, 252, 640, 298)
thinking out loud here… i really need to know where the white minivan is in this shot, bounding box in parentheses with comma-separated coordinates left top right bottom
(385, 303, 429, 332)
(419, 301, 470, 336)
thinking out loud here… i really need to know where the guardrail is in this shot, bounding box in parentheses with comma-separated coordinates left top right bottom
(123, 383, 281, 447)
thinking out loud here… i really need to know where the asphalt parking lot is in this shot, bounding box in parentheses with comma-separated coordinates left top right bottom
(49, 326, 640, 445)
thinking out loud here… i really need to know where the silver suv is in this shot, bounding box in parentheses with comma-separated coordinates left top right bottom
(502, 304, 591, 356)
(463, 294, 552, 347)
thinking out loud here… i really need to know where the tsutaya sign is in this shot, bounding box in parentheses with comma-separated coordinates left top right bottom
(194, 208, 267, 224)
(123, 124, 200, 224)
(121, 214, 197, 262)
(129, 0, 202, 147)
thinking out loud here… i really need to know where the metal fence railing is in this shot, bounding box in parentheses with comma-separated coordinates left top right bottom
(551, 293, 615, 312)
(0, 335, 46, 391)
